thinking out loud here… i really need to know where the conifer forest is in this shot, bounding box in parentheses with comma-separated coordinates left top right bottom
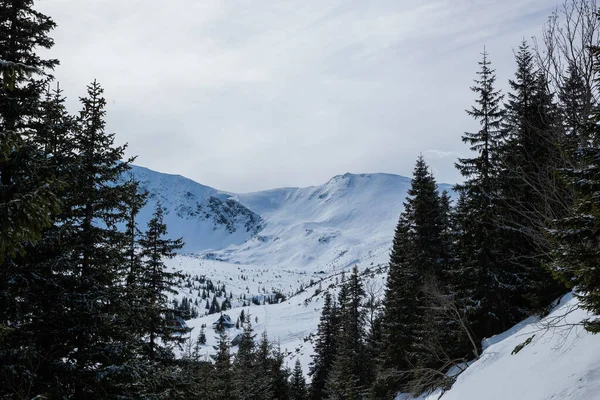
(2, 0, 600, 399)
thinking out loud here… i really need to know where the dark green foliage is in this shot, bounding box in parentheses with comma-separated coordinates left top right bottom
(0, 0, 60, 260)
(290, 358, 308, 400)
(211, 331, 235, 400)
(498, 41, 568, 316)
(137, 202, 186, 360)
(377, 156, 451, 396)
(309, 292, 338, 400)
(550, 43, 600, 333)
(327, 266, 369, 400)
(453, 50, 514, 339)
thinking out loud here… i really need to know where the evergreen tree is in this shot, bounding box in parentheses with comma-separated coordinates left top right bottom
(550, 43, 600, 333)
(138, 202, 186, 360)
(232, 320, 261, 400)
(499, 41, 567, 316)
(210, 294, 221, 315)
(327, 266, 367, 400)
(269, 343, 292, 400)
(309, 292, 338, 400)
(198, 325, 207, 345)
(211, 331, 235, 400)
(376, 156, 449, 395)
(0, 0, 60, 262)
(0, 6, 62, 393)
(290, 358, 308, 400)
(0, 81, 71, 398)
(558, 61, 590, 163)
(454, 50, 510, 339)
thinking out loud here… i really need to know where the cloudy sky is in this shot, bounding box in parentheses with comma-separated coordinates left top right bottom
(38, 0, 557, 192)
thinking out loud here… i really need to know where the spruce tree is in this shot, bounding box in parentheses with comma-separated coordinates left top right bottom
(138, 202, 186, 360)
(211, 331, 235, 400)
(0, 0, 60, 261)
(454, 50, 510, 339)
(499, 41, 567, 315)
(290, 358, 308, 400)
(0, 7, 61, 394)
(558, 62, 590, 163)
(309, 292, 338, 400)
(56, 80, 141, 398)
(232, 320, 261, 400)
(377, 157, 446, 391)
(327, 266, 367, 400)
(550, 43, 600, 333)
(0, 81, 71, 398)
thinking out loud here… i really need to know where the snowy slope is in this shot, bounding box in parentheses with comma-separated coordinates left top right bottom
(130, 165, 262, 253)
(406, 294, 600, 400)
(169, 254, 387, 372)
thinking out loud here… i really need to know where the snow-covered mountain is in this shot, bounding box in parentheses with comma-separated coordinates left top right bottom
(130, 165, 452, 272)
(130, 165, 262, 253)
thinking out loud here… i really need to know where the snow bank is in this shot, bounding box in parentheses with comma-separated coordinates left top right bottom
(410, 293, 600, 400)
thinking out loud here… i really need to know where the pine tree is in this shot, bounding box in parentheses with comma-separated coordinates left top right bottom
(375, 156, 455, 396)
(327, 266, 367, 400)
(232, 319, 259, 400)
(52, 80, 142, 398)
(558, 61, 590, 163)
(454, 49, 511, 340)
(290, 359, 308, 400)
(499, 41, 567, 315)
(211, 331, 235, 400)
(0, 6, 62, 393)
(0, 0, 60, 261)
(309, 292, 338, 400)
(138, 202, 186, 360)
(210, 294, 221, 315)
(550, 43, 600, 333)
(0, 81, 71, 398)
(198, 325, 207, 345)
(254, 331, 276, 399)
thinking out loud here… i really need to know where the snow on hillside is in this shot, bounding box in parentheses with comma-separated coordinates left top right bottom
(405, 293, 600, 400)
(130, 164, 452, 273)
(129, 165, 262, 253)
(168, 254, 387, 372)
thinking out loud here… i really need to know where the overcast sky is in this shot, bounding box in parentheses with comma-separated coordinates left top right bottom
(38, 0, 558, 193)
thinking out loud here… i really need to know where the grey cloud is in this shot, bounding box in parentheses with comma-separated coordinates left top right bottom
(39, 0, 557, 192)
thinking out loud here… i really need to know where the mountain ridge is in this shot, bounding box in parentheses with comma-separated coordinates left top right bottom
(129, 164, 452, 271)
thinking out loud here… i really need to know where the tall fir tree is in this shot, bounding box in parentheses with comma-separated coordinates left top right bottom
(0, 0, 60, 261)
(211, 331, 235, 400)
(0, 6, 61, 392)
(327, 266, 367, 400)
(499, 41, 567, 315)
(309, 291, 338, 400)
(376, 156, 451, 397)
(137, 202, 186, 360)
(454, 49, 511, 340)
(550, 42, 600, 333)
(290, 358, 308, 400)
(54, 80, 142, 398)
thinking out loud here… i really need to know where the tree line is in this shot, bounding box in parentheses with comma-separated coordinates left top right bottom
(309, 1, 600, 398)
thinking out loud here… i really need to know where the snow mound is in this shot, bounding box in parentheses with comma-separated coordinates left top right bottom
(410, 293, 600, 400)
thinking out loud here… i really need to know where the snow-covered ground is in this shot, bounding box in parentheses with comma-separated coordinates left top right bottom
(167, 254, 387, 372)
(404, 293, 600, 400)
